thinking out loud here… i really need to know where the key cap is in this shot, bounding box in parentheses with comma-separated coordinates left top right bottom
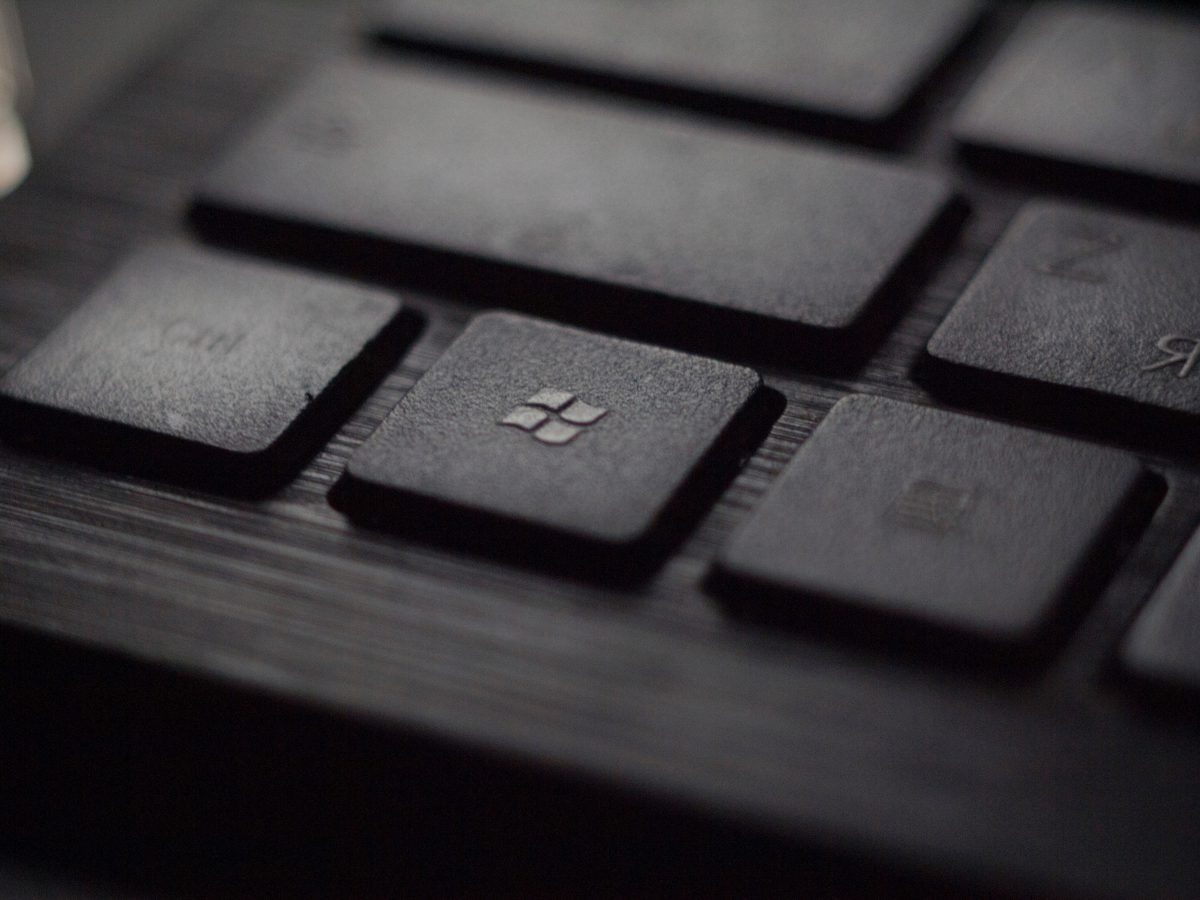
(924, 202, 1200, 439)
(370, 0, 984, 131)
(1123, 528, 1200, 695)
(193, 59, 958, 348)
(711, 395, 1154, 648)
(954, 4, 1200, 197)
(0, 243, 410, 492)
(334, 312, 774, 571)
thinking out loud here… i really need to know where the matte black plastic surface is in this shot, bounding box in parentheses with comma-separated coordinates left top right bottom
(4, 4, 1200, 899)
(925, 202, 1200, 429)
(954, 4, 1200, 192)
(714, 395, 1151, 645)
(194, 58, 956, 336)
(1124, 527, 1200, 693)
(340, 312, 767, 557)
(0, 242, 405, 485)
(370, 0, 983, 127)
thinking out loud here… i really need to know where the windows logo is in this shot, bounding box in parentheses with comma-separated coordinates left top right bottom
(499, 388, 609, 446)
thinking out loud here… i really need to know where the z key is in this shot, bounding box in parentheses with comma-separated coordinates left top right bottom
(925, 202, 1200, 443)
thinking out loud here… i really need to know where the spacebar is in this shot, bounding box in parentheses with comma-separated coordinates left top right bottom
(192, 57, 956, 338)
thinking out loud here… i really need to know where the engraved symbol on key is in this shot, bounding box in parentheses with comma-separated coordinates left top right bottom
(499, 388, 608, 446)
(1143, 335, 1200, 379)
(160, 318, 246, 357)
(887, 480, 973, 535)
(1031, 229, 1124, 284)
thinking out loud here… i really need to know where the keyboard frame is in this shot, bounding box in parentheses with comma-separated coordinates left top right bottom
(1, 2, 1198, 896)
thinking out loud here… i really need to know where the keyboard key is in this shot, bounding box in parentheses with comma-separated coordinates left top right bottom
(371, 0, 984, 130)
(194, 59, 957, 344)
(925, 202, 1200, 430)
(0, 243, 408, 490)
(334, 312, 773, 567)
(954, 4, 1200, 194)
(1123, 528, 1200, 695)
(712, 395, 1153, 646)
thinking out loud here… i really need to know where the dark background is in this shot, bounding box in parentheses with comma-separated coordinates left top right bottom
(1, 2, 1198, 897)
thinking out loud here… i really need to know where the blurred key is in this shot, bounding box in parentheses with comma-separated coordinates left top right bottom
(195, 59, 957, 348)
(371, 0, 984, 132)
(1124, 528, 1200, 695)
(712, 395, 1154, 648)
(954, 4, 1200, 197)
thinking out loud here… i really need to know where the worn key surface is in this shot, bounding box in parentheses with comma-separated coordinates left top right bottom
(335, 312, 773, 571)
(0, 242, 408, 491)
(1124, 527, 1200, 695)
(924, 202, 1200, 443)
(711, 395, 1155, 649)
(194, 58, 957, 347)
(370, 0, 984, 131)
(954, 3, 1200, 198)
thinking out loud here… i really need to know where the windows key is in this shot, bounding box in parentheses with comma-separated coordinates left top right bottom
(334, 312, 777, 573)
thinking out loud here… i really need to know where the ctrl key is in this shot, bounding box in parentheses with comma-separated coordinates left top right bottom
(711, 396, 1161, 654)
(0, 243, 413, 493)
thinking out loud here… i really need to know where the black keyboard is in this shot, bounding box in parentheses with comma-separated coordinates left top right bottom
(2, 2, 1199, 897)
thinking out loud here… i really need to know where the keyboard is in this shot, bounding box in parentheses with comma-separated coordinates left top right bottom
(1, 1, 1199, 896)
